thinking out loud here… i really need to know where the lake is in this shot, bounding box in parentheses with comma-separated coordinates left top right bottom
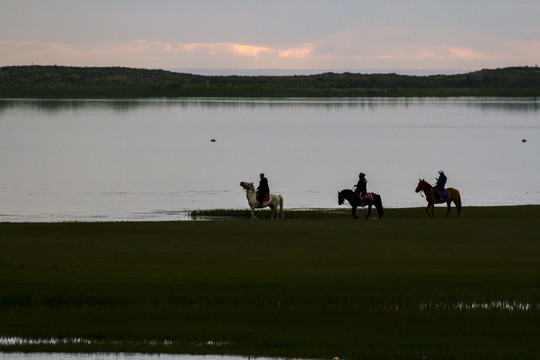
(0, 98, 539, 222)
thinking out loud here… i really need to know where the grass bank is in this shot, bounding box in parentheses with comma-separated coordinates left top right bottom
(1, 206, 539, 359)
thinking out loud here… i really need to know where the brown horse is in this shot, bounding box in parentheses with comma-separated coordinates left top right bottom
(415, 179, 462, 218)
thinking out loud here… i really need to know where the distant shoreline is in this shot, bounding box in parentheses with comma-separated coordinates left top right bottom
(167, 68, 472, 76)
(1, 65, 539, 98)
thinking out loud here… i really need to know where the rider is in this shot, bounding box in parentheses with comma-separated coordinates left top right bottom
(257, 173, 269, 206)
(354, 172, 367, 205)
(434, 170, 447, 200)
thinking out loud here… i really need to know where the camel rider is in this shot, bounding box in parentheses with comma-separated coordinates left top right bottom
(354, 172, 367, 204)
(435, 170, 447, 200)
(257, 173, 269, 206)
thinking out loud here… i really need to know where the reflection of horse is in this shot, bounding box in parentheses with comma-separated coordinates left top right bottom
(240, 182, 284, 220)
(338, 189, 384, 219)
(415, 179, 462, 218)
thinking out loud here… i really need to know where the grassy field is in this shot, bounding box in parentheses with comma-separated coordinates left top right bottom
(1, 205, 539, 359)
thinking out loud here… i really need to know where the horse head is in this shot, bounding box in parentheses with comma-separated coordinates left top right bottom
(415, 179, 431, 193)
(240, 181, 255, 191)
(338, 191, 344, 205)
(415, 179, 422, 193)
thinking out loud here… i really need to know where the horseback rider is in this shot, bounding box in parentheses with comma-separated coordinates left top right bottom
(354, 172, 367, 205)
(257, 173, 269, 206)
(434, 170, 447, 200)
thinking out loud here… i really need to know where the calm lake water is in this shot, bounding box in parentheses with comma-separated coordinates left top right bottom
(0, 98, 539, 222)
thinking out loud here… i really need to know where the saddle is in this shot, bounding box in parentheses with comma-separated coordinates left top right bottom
(362, 192, 374, 201)
(256, 194, 270, 203)
(437, 189, 449, 199)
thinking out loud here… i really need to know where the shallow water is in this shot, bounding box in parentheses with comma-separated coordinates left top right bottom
(1, 353, 267, 360)
(1, 98, 539, 222)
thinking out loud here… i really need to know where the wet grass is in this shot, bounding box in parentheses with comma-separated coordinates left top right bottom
(1, 205, 539, 359)
(190, 208, 350, 219)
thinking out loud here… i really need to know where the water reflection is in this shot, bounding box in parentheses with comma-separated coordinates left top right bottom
(1, 97, 539, 112)
(1, 353, 265, 360)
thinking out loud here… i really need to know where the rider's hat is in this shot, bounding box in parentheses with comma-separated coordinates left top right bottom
(359, 172, 365, 177)
(438, 170, 444, 174)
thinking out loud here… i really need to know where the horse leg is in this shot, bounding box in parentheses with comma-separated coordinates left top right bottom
(352, 206, 358, 219)
(251, 206, 258, 220)
(426, 203, 435, 218)
(445, 201, 451, 218)
(365, 204, 372, 219)
(269, 204, 276, 220)
(371, 195, 383, 219)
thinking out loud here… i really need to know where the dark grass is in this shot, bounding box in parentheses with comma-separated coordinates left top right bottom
(1, 205, 539, 359)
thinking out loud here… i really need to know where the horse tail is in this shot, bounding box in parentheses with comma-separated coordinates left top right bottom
(278, 195, 284, 218)
(454, 190, 462, 218)
(375, 193, 384, 218)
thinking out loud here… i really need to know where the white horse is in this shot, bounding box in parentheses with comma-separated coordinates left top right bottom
(240, 181, 284, 220)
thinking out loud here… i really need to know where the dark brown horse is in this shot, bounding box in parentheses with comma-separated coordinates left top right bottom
(338, 189, 384, 219)
(415, 179, 462, 218)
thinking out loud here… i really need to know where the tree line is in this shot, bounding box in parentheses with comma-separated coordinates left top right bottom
(1, 65, 539, 98)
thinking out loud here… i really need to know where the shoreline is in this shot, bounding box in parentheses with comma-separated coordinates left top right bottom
(1, 204, 539, 223)
(2, 65, 539, 98)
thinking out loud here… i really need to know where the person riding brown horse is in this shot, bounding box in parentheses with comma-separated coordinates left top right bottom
(434, 170, 447, 201)
(416, 178, 462, 218)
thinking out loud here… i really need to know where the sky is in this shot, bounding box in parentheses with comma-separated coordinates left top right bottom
(1, 0, 539, 73)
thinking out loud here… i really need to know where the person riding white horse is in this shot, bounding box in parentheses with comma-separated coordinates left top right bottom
(257, 173, 270, 206)
(240, 181, 284, 220)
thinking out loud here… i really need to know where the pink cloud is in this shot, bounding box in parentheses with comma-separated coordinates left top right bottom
(448, 48, 487, 59)
(0, 40, 276, 66)
(278, 44, 313, 58)
(1, 35, 537, 69)
(142, 41, 273, 58)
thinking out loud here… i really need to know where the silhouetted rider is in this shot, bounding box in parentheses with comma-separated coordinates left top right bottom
(354, 172, 367, 204)
(434, 170, 447, 199)
(257, 173, 269, 206)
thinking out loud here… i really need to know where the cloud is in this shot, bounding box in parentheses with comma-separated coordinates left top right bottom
(1, 33, 538, 70)
(0, 40, 276, 67)
(448, 48, 488, 60)
(306, 25, 538, 69)
(170, 42, 273, 58)
(278, 44, 313, 59)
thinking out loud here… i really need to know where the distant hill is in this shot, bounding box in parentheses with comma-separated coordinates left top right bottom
(1, 65, 539, 98)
